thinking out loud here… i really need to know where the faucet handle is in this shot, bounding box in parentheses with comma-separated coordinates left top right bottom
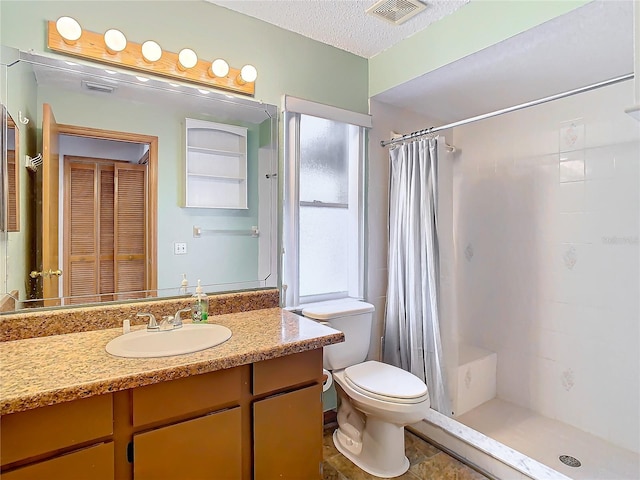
(174, 308, 191, 327)
(137, 312, 158, 330)
(158, 315, 176, 331)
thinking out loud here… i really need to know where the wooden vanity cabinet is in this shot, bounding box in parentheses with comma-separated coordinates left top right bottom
(133, 407, 242, 480)
(131, 364, 243, 428)
(1, 443, 114, 480)
(0, 393, 114, 478)
(0, 348, 324, 480)
(129, 366, 246, 480)
(254, 384, 323, 479)
(253, 348, 324, 480)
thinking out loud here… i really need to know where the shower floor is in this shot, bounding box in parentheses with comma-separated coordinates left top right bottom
(457, 398, 639, 479)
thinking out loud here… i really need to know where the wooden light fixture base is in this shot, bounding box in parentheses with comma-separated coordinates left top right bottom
(47, 21, 255, 96)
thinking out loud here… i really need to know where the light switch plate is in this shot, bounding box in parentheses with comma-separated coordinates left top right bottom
(174, 242, 187, 255)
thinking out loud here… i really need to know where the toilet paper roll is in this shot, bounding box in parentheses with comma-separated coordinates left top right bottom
(322, 369, 333, 392)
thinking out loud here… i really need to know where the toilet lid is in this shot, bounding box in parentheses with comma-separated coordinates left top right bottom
(344, 361, 428, 403)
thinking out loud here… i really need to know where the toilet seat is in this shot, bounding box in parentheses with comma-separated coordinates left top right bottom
(344, 361, 429, 405)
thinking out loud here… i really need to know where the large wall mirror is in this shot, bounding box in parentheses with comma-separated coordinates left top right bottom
(0, 48, 278, 313)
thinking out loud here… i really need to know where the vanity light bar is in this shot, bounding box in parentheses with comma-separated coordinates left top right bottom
(47, 20, 256, 96)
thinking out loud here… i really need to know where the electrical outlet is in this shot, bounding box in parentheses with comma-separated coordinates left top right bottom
(174, 242, 187, 255)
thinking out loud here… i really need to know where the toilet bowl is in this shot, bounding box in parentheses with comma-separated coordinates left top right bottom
(302, 300, 431, 478)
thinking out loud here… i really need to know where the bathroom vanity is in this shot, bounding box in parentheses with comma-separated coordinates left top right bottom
(0, 300, 343, 479)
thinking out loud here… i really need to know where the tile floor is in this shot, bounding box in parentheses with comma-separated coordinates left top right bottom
(322, 425, 489, 480)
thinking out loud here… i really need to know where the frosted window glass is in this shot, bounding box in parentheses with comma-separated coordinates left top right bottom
(299, 205, 348, 297)
(299, 115, 349, 204)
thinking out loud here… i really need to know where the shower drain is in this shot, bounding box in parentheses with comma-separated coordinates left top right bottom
(559, 455, 582, 467)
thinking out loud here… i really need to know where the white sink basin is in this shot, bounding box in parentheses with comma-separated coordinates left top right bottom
(105, 324, 232, 358)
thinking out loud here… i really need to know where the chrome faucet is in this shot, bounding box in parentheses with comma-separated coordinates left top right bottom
(137, 312, 159, 331)
(158, 315, 176, 331)
(173, 308, 191, 328)
(137, 311, 188, 332)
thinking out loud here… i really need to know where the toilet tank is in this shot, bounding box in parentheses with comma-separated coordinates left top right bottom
(302, 300, 375, 370)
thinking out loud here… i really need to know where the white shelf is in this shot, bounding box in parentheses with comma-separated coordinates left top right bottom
(184, 118, 248, 209)
(187, 145, 245, 157)
(186, 173, 245, 181)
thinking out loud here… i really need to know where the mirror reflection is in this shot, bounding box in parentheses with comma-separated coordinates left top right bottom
(1, 49, 278, 312)
(5, 113, 19, 233)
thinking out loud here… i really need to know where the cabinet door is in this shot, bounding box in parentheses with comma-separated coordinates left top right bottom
(1, 394, 113, 467)
(254, 384, 323, 480)
(133, 407, 241, 480)
(1, 443, 114, 480)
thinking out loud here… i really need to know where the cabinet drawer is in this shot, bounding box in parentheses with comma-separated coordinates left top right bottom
(1, 442, 114, 480)
(253, 349, 322, 396)
(1, 394, 113, 466)
(134, 407, 242, 480)
(133, 366, 243, 427)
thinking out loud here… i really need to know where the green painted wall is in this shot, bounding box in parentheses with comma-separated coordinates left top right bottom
(4, 60, 37, 302)
(369, 0, 591, 97)
(0, 1, 369, 113)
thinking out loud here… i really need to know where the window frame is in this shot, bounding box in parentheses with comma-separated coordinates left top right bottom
(282, 97, 370, 308)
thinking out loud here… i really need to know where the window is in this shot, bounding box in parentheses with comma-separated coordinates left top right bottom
(283, 97, 371, 307)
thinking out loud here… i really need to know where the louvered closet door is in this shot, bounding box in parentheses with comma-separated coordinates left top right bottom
(64, 158, 146, 303)
(114, 163, 147, 300)
(99, 167, 115, 301)
(65, 161, 101, 304)
(7, 150, 18, 231)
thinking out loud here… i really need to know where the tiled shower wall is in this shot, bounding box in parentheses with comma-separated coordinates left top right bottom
(453, 80, 639, 453)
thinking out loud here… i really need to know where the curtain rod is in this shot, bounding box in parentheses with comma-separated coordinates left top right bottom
(380, 73, 634, 147)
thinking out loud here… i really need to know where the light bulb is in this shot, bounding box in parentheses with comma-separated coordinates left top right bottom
(56, 16, 82, 44)
(209, 58, 229, 78)
(238, 64, 258, 84)
(178, 48, 198, 70)
(141, 40, 162, 63)
(104, 29, 127, 54)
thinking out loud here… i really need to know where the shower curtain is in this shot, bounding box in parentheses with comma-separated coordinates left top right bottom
(383, 137, 451, 415)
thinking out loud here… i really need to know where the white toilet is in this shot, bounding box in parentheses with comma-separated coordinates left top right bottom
(302, 300, 431, 478)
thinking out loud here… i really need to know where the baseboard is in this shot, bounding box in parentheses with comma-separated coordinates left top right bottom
(323, 409, 337, 426)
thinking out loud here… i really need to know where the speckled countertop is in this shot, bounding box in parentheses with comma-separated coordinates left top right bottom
(0, 308, 343, 416)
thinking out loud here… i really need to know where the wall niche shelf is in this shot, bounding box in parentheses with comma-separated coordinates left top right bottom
(184, 118, 248, 209)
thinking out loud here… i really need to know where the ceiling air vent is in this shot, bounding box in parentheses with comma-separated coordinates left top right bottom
(82, 80, 117, 94)
(366, 0, 427, 25)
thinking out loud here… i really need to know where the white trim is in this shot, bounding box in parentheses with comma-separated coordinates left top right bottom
(282, 112, 301, 306)
(282, 105, 367, 308)
(413, 411, 573, 480)
(283, 95, 372, 128)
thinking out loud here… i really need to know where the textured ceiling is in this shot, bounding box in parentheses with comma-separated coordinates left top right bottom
(206, 0, 470, 58)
